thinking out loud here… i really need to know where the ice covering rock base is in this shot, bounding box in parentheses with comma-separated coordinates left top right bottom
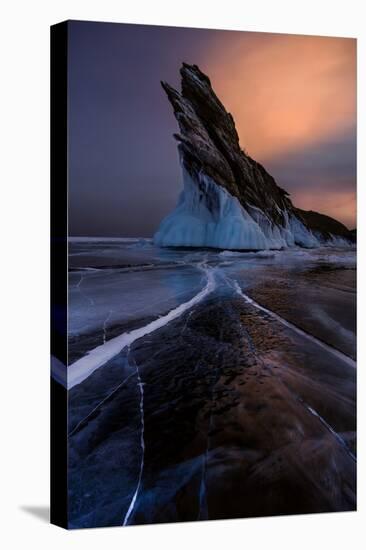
(154, 63, 354, 250)
(155, 167, 319, 250)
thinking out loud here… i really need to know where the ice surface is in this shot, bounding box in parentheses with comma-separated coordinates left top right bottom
(67, 239, 356, 527)
(232, 279, 355, 369)
(154, 168, 323, 250)
(68, 264, 216, 388)
(68, 266, 204, 340)
(68, 240, 356, 388)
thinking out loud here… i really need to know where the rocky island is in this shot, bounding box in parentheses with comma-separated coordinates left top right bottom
(154, 63, 354, 250)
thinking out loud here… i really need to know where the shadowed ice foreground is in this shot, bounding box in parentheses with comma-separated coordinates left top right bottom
(67, 239, 356, 528)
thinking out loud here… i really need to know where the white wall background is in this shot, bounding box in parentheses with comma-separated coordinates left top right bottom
(0, 0, 364, 548)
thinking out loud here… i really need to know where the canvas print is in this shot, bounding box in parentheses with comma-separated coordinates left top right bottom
(51, 20, 356, 529)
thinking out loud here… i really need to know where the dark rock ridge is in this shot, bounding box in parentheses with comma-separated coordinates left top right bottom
(155, 63, 354, 249)
(297, 209, 355, 243)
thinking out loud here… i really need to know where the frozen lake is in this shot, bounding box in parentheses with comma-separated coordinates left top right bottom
(67, 238, 356, 527)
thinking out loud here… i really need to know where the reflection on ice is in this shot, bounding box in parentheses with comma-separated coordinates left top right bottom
(68, 239, 356, 376)
(67, 238, 356, 527)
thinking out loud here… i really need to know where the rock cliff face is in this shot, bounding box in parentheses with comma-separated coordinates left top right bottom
(296, 209, 355, 245)
(154, 63, 354, 250)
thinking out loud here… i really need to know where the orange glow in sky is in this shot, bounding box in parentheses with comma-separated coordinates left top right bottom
(203, 33, 356, 227)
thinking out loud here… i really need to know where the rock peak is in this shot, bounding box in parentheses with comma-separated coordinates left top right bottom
(155, 64, 354, 250)
(161, 63, 292, 226)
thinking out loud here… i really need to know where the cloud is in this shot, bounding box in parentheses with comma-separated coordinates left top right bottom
(266, 127, 356, 190)
(293, 188, 356, 229)
(263, 128, 356, 227)
(204, 33, 356, 161)
(201, 32, 356, 227)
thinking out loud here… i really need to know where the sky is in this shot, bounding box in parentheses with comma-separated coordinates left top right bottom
(68, 21, 356, 236)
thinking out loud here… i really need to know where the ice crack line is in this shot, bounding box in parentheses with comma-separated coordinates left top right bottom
(198, 442, 209, 520)
(123, 356, 145, 526)
(75, 274, 95, 306)
(198, 392, 214, 521)
(197, 327, 224, 521)
(68, 371, 135, 438)
(68, 265, 216, 389)
(303, 402, 356, 462)
(232, 280, 356, 369)
(102, 310, 113, 344)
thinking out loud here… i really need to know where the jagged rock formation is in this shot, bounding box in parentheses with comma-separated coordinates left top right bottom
(296, 209, 355, 245)
(154, 63, 354, 250)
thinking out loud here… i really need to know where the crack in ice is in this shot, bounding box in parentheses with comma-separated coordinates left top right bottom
(123, 356, 145, 526)
(231, 279, 356, 369)
(68, 264, 216, 389)
(197, 325, 224, 521)
(228, 276, 356, 461)
(68, 371, 135, 438)
(75, 274, 95, 306)
(197, 396, 213, 521)
(102, 310, 113, 344)
(303, 402, 356, 462)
